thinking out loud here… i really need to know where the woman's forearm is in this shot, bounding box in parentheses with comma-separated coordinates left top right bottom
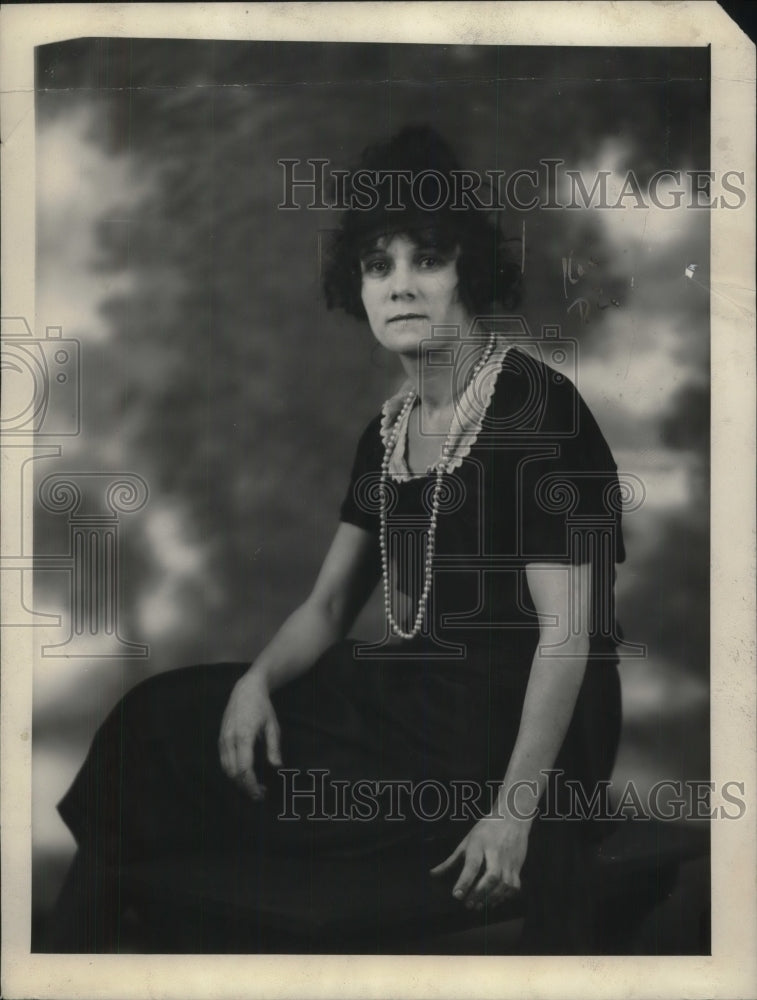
(238, 523, 378, 695)
(247, 598, 345, 692)
(494, 637, 588, 823)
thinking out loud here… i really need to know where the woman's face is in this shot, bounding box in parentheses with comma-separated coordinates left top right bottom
(359, 232, 470, 355)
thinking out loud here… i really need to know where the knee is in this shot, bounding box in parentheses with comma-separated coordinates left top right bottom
(113, 661, 248, 732)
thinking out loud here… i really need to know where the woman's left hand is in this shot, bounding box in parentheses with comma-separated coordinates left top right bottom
(429, 815, 530, 910)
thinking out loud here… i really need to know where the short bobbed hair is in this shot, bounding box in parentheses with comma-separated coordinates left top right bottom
(322, 125, 521, 320)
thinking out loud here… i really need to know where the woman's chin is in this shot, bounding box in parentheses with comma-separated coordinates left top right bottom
(377, 321, 433, 353)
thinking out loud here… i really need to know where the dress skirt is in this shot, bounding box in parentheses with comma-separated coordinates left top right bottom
(51, 635, 622, 953)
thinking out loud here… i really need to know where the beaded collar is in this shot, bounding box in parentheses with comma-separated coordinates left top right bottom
(378, 339, 513, 481)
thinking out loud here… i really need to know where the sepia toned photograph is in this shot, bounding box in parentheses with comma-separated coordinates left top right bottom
(1, 3, 754, 998)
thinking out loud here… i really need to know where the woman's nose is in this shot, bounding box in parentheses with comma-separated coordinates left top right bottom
(388, 262, 416, 299)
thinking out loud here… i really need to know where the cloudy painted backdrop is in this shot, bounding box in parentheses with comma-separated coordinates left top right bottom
(31, 40, 710, 919)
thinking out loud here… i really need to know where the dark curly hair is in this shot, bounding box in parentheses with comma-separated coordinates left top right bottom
(322, 125, 522, 320)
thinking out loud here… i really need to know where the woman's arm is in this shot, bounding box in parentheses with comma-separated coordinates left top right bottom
(493, 561, 590, 822)
(248, 522, 380, 691)
(219, 521, 379, 797)
(431, 561, 591, 908)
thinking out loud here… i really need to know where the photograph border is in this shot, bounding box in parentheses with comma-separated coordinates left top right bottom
(2, 3, 755, 998)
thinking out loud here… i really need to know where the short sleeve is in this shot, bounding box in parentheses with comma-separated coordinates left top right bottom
(518, 370, 626, 566)
(338, 414, 383, 534)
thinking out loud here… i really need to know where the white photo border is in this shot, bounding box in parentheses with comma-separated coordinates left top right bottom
(1, 3, 755, 998)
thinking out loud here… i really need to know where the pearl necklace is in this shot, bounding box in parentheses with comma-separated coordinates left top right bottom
(379, 332, 497, 639)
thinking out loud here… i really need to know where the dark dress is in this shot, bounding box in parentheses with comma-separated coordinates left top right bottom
(49, 346, 624, 954)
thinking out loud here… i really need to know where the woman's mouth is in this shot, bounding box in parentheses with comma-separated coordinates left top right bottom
(387, 313, 427, 323)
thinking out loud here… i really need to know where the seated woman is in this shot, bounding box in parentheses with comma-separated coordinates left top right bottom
(46, 125, 624, 954)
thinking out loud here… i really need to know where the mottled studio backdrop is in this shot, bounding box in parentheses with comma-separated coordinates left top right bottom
(30, 40, 710, 916)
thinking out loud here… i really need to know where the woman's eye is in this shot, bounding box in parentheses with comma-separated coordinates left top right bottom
(362, 258, 389, 275)
(418, 255, 442, 269)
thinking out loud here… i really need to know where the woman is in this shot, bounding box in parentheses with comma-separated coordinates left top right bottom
(47, 126, 624, 954)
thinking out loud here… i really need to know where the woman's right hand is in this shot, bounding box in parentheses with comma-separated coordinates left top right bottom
(218, 668, 283, 800)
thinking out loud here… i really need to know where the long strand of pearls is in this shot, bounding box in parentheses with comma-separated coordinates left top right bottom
(379, 332, 497, 639)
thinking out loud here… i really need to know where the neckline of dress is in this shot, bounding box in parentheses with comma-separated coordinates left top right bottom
(379, 340, 513, 481)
